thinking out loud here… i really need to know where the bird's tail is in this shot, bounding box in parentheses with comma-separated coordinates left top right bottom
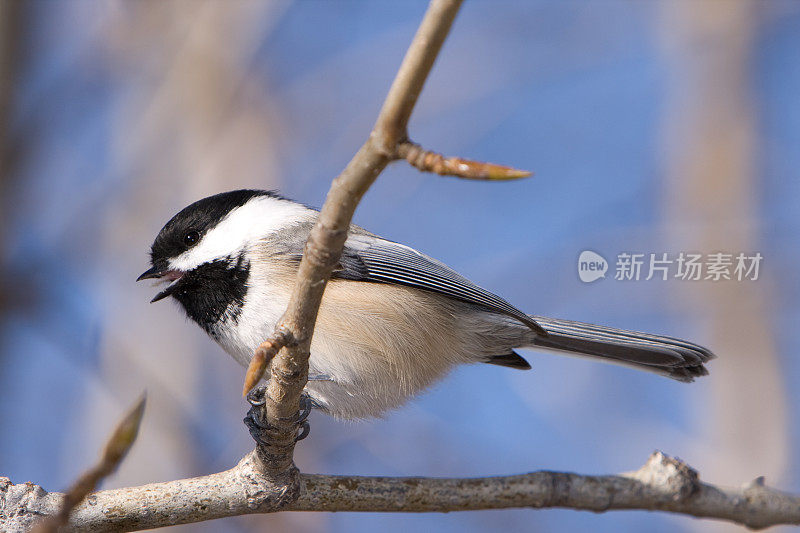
(527, 316, 715, 382)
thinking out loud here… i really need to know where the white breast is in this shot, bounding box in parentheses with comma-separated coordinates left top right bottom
(212, 256, 294, 368)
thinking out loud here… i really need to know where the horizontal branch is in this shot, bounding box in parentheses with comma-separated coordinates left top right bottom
(5, 452, 798, 531)
(292, 452, 799, 530)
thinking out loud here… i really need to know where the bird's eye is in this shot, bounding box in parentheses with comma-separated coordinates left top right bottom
(183, 230, 200, 246)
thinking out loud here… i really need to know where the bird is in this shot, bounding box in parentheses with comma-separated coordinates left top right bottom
(138, 189, 714, 420)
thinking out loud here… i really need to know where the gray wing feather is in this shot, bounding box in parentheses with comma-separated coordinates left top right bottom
(265, 224, 546, 335)
(339, 234, 547, 335)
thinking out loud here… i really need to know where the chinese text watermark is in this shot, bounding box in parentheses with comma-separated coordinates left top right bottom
(578, 251, 762, 283)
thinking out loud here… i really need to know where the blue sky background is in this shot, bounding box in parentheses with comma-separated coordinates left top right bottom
(1, 1, 799, 532)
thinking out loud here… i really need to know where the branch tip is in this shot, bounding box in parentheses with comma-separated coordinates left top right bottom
(243, 330, 293, 397)
(397, 141, 531, 181)
(32, 394, 146, 533)
(102, 393, 146, 467)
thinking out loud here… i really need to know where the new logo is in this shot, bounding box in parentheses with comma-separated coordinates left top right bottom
(578, 250, 608, 283)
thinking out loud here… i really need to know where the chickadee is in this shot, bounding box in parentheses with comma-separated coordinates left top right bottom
(138, 189, 714, 419)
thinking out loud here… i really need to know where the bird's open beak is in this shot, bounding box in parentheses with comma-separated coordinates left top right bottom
(137, 265, 164, 282)
(137, 266, 185, 303)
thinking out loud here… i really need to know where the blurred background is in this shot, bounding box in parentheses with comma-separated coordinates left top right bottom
(1, 1, 798, 531)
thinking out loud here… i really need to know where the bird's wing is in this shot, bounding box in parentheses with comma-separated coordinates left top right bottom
(265, 224, 545, 335)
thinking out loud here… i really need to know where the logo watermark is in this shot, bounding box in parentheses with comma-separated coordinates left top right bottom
(578, 251, 762, 283)
(577, 250, 608, 283)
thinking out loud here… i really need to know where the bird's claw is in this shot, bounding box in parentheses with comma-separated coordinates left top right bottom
(295, 420, 310, 442)
(246, 385, 267, 408)
(243, 387, 312, 444)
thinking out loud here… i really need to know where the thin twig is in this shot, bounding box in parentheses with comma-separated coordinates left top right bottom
(370, 0, 464, 152)
(242, 327, 293, 397)
(30, 394, 146, 533)
(252, 0, 465, 478)
(397, 140, 531, 180)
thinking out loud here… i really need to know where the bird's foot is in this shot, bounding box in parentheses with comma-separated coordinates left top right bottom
(243, 386, 312, 445)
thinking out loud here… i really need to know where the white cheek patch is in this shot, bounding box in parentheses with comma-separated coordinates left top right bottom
(168, 196, 311, 271)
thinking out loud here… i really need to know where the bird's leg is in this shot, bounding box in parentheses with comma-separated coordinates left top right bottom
(243, 386, 313, 445)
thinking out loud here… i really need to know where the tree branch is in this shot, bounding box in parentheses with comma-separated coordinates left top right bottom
(3, 452, 798, 531)
(246, 0, 466, 478)
(0, 453, 293, 533)
(294, 452, 798, 529)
